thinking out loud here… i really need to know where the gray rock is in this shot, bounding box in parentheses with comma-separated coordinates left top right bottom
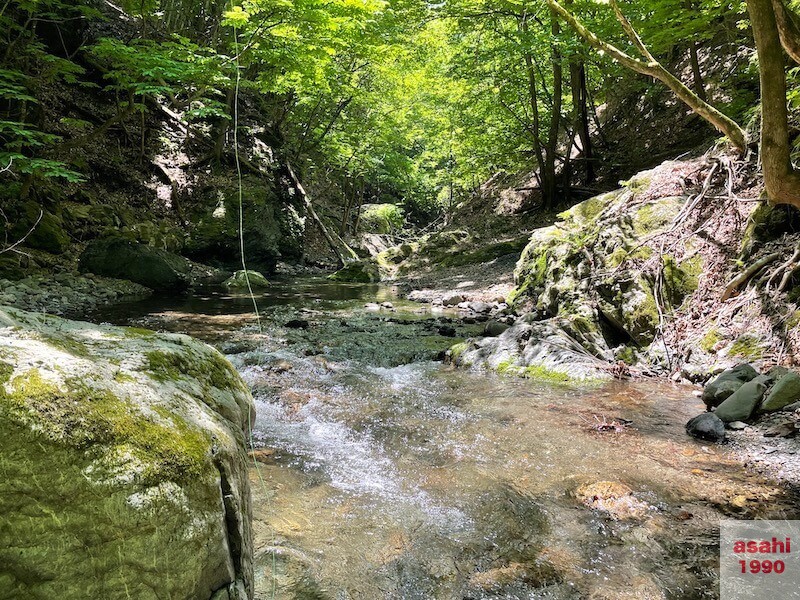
(702, 363, 758, 408)
(469, 301, 491, 313)
(483, 320, 510, 337)
(442, 293, 465, 306)
(686, 413, 726, 442)
(783, 400, 800, 412)
(761, 371, 800, 411)
(727, 421, 748, 430)
(714, 380, 767, 422)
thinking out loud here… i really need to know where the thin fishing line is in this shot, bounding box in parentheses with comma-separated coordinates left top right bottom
(232, 19, 277, 600)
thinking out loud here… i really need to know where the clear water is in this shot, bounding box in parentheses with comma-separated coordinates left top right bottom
(93, 278, 800, 600)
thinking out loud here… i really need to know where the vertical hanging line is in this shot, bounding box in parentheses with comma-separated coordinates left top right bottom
(233, 23, 262, 333)
(232, 19, 276, 600)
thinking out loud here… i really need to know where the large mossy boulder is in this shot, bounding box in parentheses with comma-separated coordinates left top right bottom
(12, 202, 70, 254)
(0, 307, 254, 600)
(509, 171, 697, 348)
(79, 236, 191, 291)
(328, 260, 382, 283)
(184, 176, 304, 271)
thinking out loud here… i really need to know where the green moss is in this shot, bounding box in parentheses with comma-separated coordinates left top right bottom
(622, 174, 652, 195)
(113, 371, 136, 383)
(510, 247, 549, 306)
(628, 285, 659, 342)
(38, 333, 90, 357)
(2, 369, 211, 484)
(125, 326, 157, 339)
(328, 261, 380, 283)
(617, 346, 637, 365)
(700, 328, 722, 353)
(496, 360, 574, 384)
(634, 203, 672, 236)
(449, 342, 469, 361)
(786, 310, 800, 330)
(606, 245, 654, 269)
(0, 361, 13, 384)
(574, 196, 604, 222)
(729, 335, 764, 360)
(663, 254, 702, 307)
(146, 348, 242, 392)
(438, 237, 529, 268)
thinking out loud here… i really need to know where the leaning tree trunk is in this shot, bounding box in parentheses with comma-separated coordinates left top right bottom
(748, 0, 800, 207)
(547, 0, 747, 152)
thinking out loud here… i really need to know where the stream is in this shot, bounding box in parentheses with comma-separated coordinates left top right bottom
(94, 278, 799, 600)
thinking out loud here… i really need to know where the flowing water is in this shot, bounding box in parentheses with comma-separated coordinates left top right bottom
(94, 279, 799, 600)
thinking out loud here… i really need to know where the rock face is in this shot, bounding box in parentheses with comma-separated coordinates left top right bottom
(761, 371, 800, 411)
(452, 314, 613, 383)
(79, 237, 192, 291)
(0, 307, 255, 600)
(714, 380, 766, 422)
(685, 413, 726, 442)
(702, 364, 758, 408)
(224, 270, 269, 290)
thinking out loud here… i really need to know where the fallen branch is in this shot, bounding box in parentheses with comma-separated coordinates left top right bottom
(721, 252, 781, 301)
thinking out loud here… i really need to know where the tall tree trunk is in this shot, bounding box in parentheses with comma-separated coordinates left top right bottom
(772, 0, 800, 63)
(748, 0, 800, 206)
(543, 7, 564, 210)
(570, 60, 594, 184)
(685, 0, 707, 101)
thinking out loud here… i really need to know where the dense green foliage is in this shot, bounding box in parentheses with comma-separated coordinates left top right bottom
(0, 0, 797, 228)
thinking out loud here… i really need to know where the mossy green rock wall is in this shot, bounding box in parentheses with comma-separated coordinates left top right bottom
(0, 307, 255, 600)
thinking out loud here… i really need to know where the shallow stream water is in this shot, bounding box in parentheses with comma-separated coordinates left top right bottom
(94, 279, 799, 600)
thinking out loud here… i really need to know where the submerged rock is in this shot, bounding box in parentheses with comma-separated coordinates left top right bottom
(79, 236, 191, 291)
(701, 364, 758, 408)
(0, 307, 255, 599)
(761, 371, 800, 412)
(685, 413, 726, 442)
(224, 269, 269, 290)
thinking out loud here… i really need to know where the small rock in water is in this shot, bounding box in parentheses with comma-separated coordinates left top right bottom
(686, 413, 726, 442)
(364, 303, 381, 311)
(284, 319, 310, 329)
(437, 325, 457, 337)
(380, 301, 394, 309)
(469, 301, 491, 313)
(727, 421, 748, 430)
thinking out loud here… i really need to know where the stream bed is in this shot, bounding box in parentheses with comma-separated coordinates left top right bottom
(93, 279, 799, 600)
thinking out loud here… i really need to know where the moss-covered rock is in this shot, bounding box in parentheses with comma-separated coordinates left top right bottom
(0, 307, 255, 600)
(79, 236, 191, 291)
(12, 202, 70, 254)
(224, 270, 269, 290)
(328, 260, 382, 283)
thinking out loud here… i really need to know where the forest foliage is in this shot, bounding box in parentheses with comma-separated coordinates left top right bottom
(1, 0, 799, 223)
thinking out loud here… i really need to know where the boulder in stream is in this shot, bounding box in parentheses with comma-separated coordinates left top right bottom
(760, 371, 800, 412)
(79, 236, 191, 291)
(224, 270, 269, 290)
(685, 412, 726, 442)
(0, 307, 255, 599)
(714, 380, 766, 422)
(701, 363, 758, 408)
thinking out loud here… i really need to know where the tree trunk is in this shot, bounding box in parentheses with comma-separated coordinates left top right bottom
(570, 60, 594, 184)
(543, 7, 564, 210)
(748, 0, 800, 206)
(685, 0, 707, 101)
(771, 0, 800, 64)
